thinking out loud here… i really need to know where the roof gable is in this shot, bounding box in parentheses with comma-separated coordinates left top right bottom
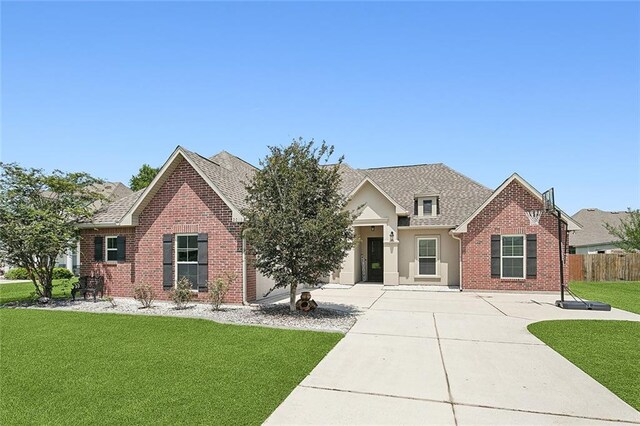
(349, 177, 408, 215)
(453, 173, 581, 233)
(119, 147, 245, 225)
(360, 163, 492, 227)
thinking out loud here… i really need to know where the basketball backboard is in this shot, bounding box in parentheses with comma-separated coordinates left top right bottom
(542, 188, 555, 212)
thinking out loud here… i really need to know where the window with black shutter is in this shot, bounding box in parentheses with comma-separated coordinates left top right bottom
(162, 234, 173, 290)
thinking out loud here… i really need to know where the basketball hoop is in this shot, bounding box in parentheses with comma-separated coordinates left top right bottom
(526, 210, 542, 225)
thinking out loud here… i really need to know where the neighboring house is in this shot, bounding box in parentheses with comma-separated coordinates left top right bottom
(78, 146, 580, 303)
(569, 208, 629, 254)
(57, 182, 133, 274)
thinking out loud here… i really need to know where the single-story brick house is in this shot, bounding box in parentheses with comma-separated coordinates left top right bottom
(78, 146, 580, 302)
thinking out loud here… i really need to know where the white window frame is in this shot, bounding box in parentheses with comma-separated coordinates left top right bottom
(105, 236, 118, 262)
(501, 235, 526, 279)
(415, 235, 439, 277)
(417, 197, 438, 217)
(175, 233, 198, 288)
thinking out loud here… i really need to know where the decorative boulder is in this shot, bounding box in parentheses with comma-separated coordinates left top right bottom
(295, 291, 318, 312)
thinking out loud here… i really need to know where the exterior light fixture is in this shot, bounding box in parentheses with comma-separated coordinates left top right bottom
(371, 226, 375, 232)
(390, 231, 394, 241)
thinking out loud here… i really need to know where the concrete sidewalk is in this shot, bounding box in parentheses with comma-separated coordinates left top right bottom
(265, 286, 640, 425)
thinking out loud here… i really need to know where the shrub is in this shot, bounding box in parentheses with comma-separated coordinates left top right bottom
(171, 277, 194, 309)
(5, 267, 73, 280)
(208, 272, 236, 310)
(52, 267, 74, 280)
(133, 283, 155, 308)
(5, 267, 30, 280)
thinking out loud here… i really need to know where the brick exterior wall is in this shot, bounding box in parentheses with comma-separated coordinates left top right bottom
(79, 227, 136, 297)
(80, 157, 256, 303)
(459, 180, 569, 291)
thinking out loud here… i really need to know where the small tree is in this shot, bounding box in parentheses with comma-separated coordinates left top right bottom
(605, 208, 640, 252)
(129, 164, 159, 191)
(242, 139, 357, 311)
(0, 163, 105, 298)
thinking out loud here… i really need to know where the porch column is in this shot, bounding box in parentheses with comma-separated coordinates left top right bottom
(339, 228, 357, 285)
(65, 250, 74, 273)
(383, 224, 399, 285)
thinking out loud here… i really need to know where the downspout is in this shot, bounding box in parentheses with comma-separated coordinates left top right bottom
(242, 237, 248, 305)
(449, 231, 463, 291)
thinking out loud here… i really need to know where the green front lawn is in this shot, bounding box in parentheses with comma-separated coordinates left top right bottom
(570, 281, 640, 314)
(0, 310, 342, 425)
(0, 278, 77, 304)
(528, 320, 640, 410)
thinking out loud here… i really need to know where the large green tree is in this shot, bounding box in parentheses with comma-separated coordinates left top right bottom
(605, 208, 640, 252)
(0, 163, 105, 298)
(129, 164, 159, 191)
(242, 139, 357, 311)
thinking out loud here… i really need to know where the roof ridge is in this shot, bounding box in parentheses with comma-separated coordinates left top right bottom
(182, 147, 222, 168)
(361, 162, 444, 171)
(210, 150, 259, 171)
(438, 163, 491, 191)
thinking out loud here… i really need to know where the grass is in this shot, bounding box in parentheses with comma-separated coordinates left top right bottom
(0, 278, 77, 304)
(569, 281, 640, 314)
(0, 309, 342, 425)
(528, 320, 640, 410)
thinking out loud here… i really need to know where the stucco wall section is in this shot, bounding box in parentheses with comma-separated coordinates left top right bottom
(397, 228, 459, 286)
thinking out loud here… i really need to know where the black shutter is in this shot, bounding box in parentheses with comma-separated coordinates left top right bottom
(413, 199, 418, 216)
(197, 233, 208, 291)
(116, 236, 126, 261)
(94, 236, 103, 262)
(163, 234, 173, 290)
(491, 235, 501, 278)
(526, 234, 537, 278)
(436, 198, 440, 215)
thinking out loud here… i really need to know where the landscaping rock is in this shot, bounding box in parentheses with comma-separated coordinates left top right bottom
(19, 298, 358, 333)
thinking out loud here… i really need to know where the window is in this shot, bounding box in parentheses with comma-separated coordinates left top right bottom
(417, 197, 438, 217)
(105, 236, 118, 261)
(176, 235, 198, 289)
(501, 235, 525, 278)
(417, 237, 438, 276)
(423, 199, 433, 216)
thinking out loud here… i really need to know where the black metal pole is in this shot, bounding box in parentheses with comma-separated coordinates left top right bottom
(557, 208, 564, 302)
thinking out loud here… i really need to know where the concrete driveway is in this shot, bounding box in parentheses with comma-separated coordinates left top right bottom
(265, 285, 640, 425)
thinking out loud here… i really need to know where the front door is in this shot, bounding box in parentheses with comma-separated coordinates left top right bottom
(367, 238, 384, 282)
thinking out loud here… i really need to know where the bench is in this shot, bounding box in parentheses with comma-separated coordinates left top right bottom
(72, 276, 105, 302)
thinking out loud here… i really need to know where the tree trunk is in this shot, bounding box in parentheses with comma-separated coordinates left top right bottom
(43, 283, 53, 298)
(289, 282, 297, 312)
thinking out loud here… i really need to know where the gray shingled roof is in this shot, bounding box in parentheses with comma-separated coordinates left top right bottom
(569, 208, 627, 247)
(182, 148, 257, 211)
(360, 164, 492, 226)
(87, 149, 257, 224)
(90, 189, 144, 224)
(87, 149, 490, 228)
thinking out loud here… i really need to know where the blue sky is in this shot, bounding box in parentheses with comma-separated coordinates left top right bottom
(2, 1, 638, 214)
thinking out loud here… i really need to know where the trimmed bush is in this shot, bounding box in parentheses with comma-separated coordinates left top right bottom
(4, 267, 73, 281)
(208, 272, 236, 311)
(133, 283, 155, 308)
(171, 277, 193, 309)
(52, 268, 74, 280)
(4, 268, 30, 280)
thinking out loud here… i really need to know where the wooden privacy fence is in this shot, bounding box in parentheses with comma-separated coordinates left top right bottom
(568, 253, 640, 282)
